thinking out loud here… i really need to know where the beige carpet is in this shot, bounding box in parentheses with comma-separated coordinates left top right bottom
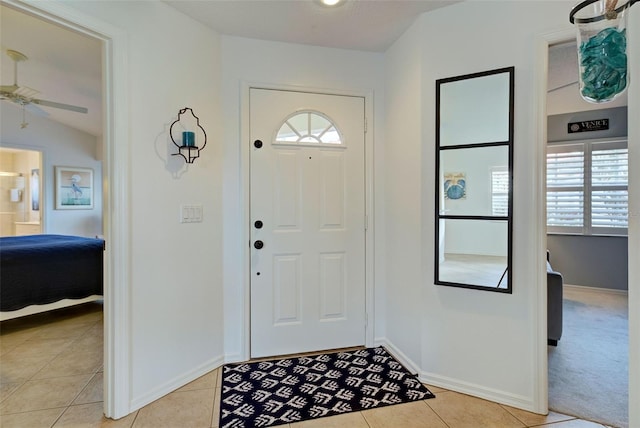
(548, 286, 628, 428)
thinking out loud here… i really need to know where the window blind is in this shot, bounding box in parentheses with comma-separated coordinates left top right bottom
(547, 140, 627, 235)
(491, 168, 509, 216)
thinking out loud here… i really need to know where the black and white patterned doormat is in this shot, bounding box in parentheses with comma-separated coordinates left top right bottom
(220, 347, 435, 428)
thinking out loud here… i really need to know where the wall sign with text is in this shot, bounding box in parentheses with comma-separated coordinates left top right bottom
(568, 119, 609, 134)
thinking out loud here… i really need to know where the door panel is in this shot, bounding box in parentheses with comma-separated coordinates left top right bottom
(273, 150, 301, 230)
(250, 88, 365, 358)
(320, 151, 345, 228)
(273, 254, 301, 324)
(319, 252, 346, 319)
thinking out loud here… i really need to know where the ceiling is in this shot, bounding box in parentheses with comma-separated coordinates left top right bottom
(1, 1, 625, 138)
(0, 1, 460, 138)
(0, 5, 102, 137)
(165, 0, 460, 52)
(548, 42, 580, 94)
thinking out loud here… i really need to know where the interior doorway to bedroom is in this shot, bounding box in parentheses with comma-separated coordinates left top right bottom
(0, 4, 104, 240)
(0, 147, 42, 237)
(0, 0, 108, 416)
(545, 38, 629, 428)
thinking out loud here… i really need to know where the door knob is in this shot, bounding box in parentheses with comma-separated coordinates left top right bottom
(254, 220, 263, 229)
(254, 140, 263, 148)
(254, 240, 264, 249)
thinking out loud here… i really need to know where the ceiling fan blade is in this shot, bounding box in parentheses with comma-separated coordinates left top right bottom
(15, 86, 40, 99)
(0, 98, 48, 116)
(32, 98, 88, 114)
(25, 103, 50, 117)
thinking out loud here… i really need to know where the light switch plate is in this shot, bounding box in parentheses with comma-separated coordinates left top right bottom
(180, 204, 203, 223)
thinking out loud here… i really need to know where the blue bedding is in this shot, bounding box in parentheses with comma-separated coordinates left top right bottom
(0, 234, 105, 312)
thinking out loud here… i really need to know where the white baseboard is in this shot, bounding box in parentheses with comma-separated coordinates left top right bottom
(376, 337, 537, 414)
(564, 283, 628, 296)
(418, 370, 535, 412)
(224, 353, 245, 364)
(130, 354, 224, 412)
(374, 337, 421, 375)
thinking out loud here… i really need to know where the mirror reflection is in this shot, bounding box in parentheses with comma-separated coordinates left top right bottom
(435, 67, 514, 293)
(439, 72, 511, 146)
(440, 146, 509, 217)
(438, 219, 508, 289)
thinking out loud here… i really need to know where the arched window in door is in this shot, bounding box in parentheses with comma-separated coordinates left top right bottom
(275, 111, 343, 145)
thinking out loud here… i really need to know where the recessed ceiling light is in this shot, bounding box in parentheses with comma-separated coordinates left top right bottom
(315, 0, 346, 7)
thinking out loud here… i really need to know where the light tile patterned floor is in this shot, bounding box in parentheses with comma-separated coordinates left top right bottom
(0, 303, 613, 428)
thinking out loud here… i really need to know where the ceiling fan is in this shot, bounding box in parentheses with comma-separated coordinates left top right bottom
(1, 49, 88, 127)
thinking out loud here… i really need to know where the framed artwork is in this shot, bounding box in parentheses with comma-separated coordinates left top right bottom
(443, 172, 466, 200)
(55, 166, 94, 209)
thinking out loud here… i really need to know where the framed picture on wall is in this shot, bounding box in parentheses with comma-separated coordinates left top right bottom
(55, 166, 94, 210)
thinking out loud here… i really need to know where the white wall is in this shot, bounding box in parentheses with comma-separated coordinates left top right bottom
(1, 104, 102, 237)
(382, 21, 424, 367)
(54, 0, 225, 412)
(385, 0, 577, 412)
(220, 36, 385, 361)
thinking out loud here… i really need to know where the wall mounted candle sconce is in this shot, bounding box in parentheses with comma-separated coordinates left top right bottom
(570, 0, 638, 103)
(170, 107, 207, 164)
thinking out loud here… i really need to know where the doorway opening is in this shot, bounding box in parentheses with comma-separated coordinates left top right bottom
(0, 0, 131, 419)
(0, 147, 42, 236)
(545, 38, 629, 428)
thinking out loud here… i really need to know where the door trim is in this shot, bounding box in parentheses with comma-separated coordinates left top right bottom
(240, 82, 375, 361)
(6, 0, 132, 418)
(533, 27, 576, 415)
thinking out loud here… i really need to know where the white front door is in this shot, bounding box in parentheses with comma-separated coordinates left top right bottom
(250, 88, 366, 358)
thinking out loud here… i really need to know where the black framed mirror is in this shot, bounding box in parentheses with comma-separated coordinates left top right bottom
(435, 67, 514, 293)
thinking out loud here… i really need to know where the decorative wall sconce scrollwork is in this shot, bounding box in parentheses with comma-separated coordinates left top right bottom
(170, 107, 207, 164)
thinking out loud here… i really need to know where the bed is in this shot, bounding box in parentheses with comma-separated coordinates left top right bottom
(0, 234, 105, 320)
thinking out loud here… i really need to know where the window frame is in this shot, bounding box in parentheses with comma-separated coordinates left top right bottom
(546, 138, 628, 236)
(274, 110, 345, 148)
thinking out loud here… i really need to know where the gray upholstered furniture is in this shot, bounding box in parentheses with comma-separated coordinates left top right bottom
(547, 251, 563, 346)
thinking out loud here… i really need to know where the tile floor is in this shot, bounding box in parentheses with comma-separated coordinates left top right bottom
(0, 302, 614, 428)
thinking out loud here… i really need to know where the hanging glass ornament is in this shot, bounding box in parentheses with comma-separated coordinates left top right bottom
(570, 0, 636, 103)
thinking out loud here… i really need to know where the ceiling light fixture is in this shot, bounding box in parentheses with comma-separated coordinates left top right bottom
(315, 0, 346, 7)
